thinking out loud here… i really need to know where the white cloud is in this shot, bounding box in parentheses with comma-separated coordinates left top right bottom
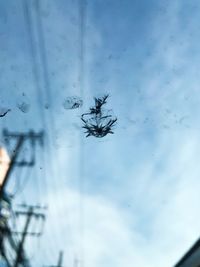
(35, 187, 150, 267)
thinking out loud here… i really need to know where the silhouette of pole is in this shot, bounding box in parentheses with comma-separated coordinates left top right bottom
(0, 135, 24, 199)
(14, 207, 33, 267)
(44, 251, 64, 267)
(14, 205, 45, 267)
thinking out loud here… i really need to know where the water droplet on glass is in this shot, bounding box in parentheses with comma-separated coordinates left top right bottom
(17, 102, 30, 113)
(63, 96, 83, 110)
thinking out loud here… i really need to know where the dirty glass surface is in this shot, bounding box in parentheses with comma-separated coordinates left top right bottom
(0, 0, 199, 266)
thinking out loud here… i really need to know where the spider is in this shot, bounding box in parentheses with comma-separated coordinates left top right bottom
(81, 95, 117, 138)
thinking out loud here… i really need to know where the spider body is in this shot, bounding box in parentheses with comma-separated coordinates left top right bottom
(81, 95, 117, 138)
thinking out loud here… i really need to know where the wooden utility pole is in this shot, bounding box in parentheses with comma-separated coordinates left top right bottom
(44, 251, 64, 267)
(14, 205, 45, 267)
(0, 129, 44, 266)
(57, 251, 63, 267)
(14, 207, 33, 267)
(0, 134, 24, 199)
(0, 129, 44, 200)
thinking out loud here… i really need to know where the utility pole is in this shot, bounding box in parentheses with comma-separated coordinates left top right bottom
(13, 205, 46, 267)
(0, 129, 44, 199)
(44, 251, 64, 267)
(0, 129, 44, 266)
(57, 251, 63, 267)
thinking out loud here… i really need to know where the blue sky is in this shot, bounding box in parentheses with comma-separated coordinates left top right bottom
(1, 0, 200, 266)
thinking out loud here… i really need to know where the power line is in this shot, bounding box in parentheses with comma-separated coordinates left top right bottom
(35, 18, 66, 267)
(78, 1, 87, 266)
(34, 1, 75, 263)
(21, 1, 88, 266)
(21, 0, 62, 261)
(21, 0, 46, 129)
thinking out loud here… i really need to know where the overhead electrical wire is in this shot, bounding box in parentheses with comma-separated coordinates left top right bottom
(24, 0, 80, 264)
(34, 0, 69, 260)
(22, 0, 46, 129)
(21, 0, 48, 217)
(34, 1, 86, 264)
(78, 0, 87, 266)
(20, 0, 89, 266)
(21, 0, 61, 264)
